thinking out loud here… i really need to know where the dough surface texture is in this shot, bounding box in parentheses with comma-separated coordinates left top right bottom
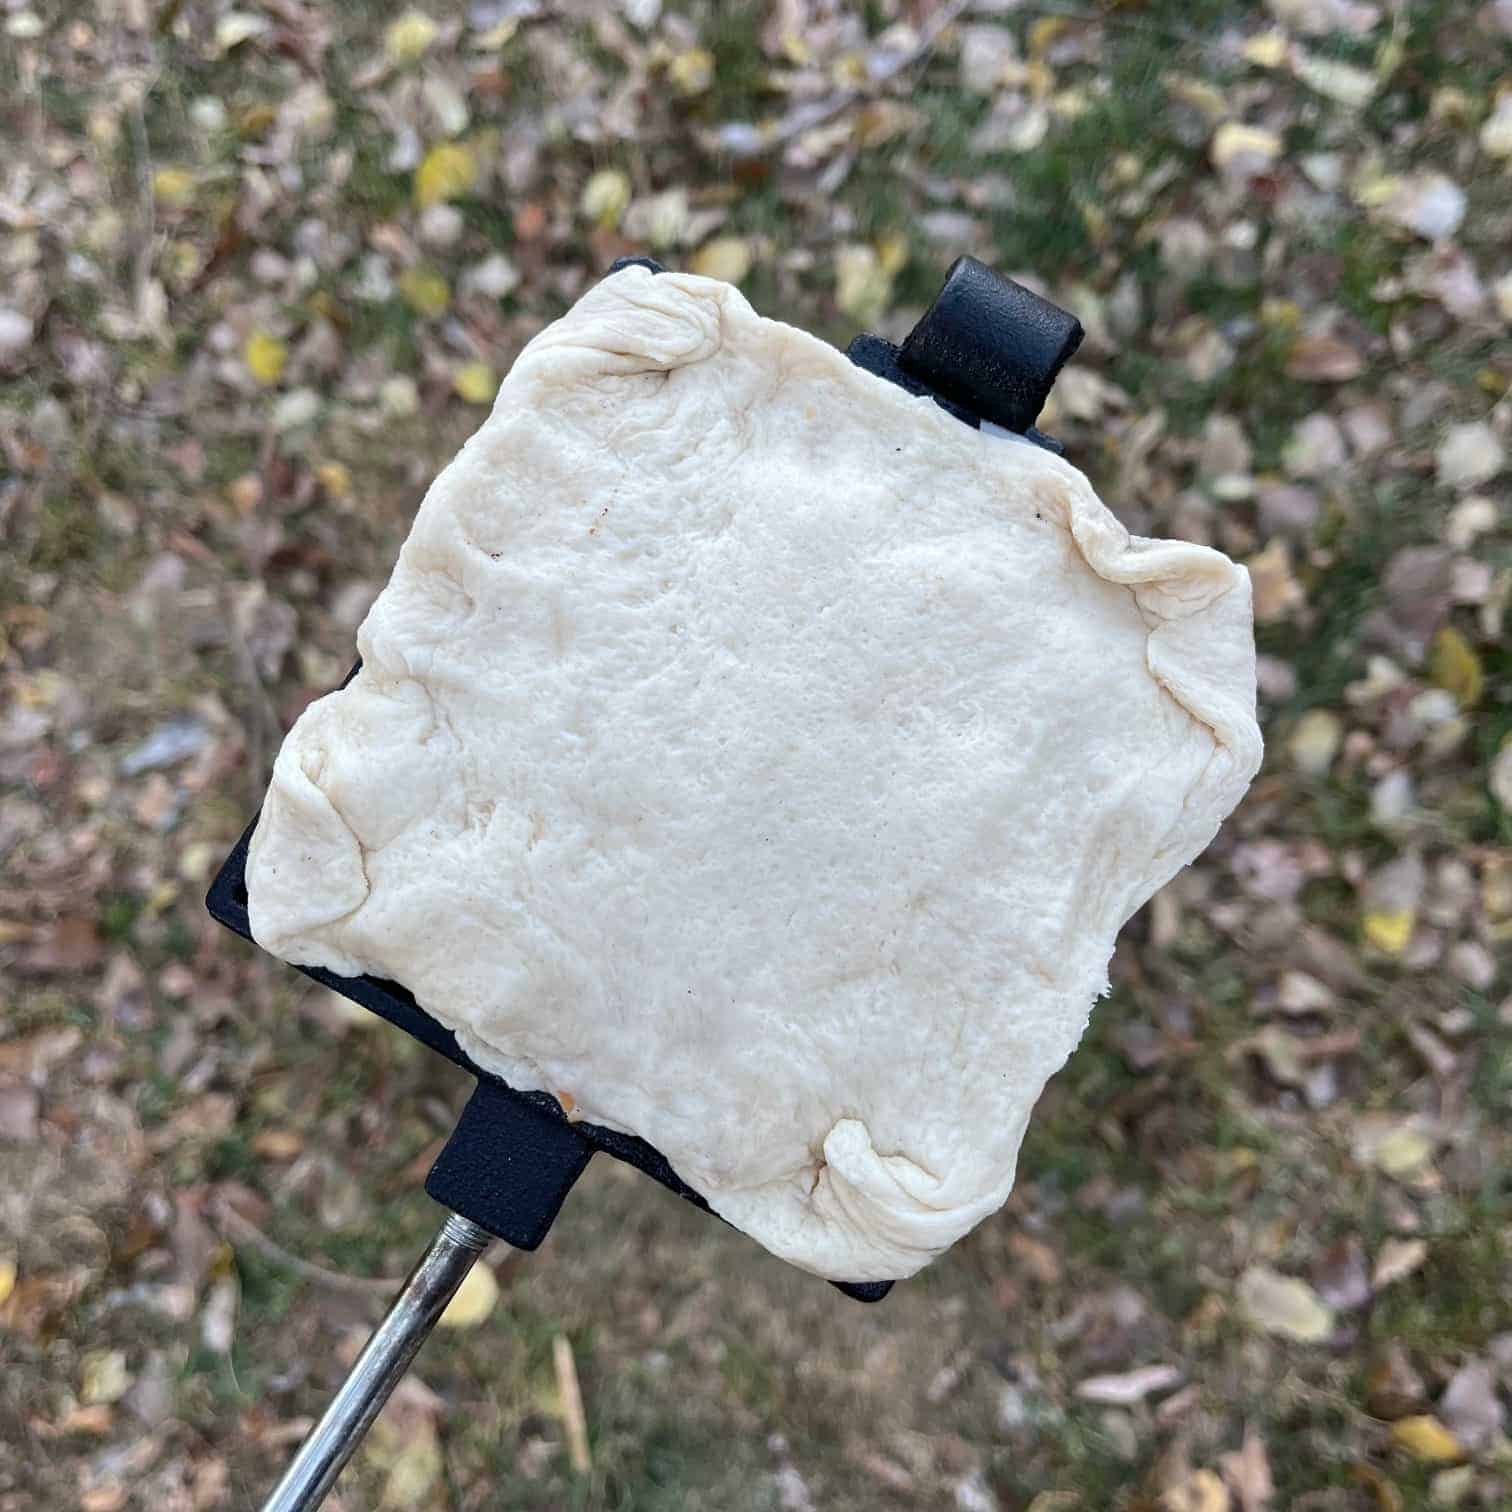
(247, 268, 1261, 1282)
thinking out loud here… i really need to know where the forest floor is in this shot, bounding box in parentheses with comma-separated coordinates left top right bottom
(2, 1, 1509, 1508)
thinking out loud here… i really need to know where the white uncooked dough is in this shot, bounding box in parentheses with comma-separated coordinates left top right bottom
(247, 268, 1261, 1282)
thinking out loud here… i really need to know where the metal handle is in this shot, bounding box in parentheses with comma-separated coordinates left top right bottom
(260, 1212, 495, 1512)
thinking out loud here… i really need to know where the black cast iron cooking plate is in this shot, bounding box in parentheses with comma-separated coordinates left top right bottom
(204, 255, 1082, 1304)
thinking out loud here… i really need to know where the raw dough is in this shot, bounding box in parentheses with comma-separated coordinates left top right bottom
(247, 268, 1261, 1282)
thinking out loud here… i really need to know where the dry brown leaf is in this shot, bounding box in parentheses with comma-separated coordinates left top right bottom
(1218, 1428, 1274, 1512)
(1371, 1238, 1428, 1290)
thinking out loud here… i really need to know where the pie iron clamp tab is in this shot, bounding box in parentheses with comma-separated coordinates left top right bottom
(206, 256, 1085, 1512)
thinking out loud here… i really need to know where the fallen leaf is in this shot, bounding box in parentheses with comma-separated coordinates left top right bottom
(396, 267, 450, 318)
(690, 236, 752, 284)
(1282, 413, 1347, 477)
(384, 10, 438, 65)
(834, 244, 895, 325)
(55, 1403, 115, 1435)
(668, 46, 714, 96)
(1380, 172, 1466, 240)
(1354, 1120, 1434, 1176)
(1236, 1266, 1335, 1342)
(200, 1273, 238, 1354)
(452, 361, 497, 405)
(1389, 1415, 1464, 1463)
(1218, 1428, 1274, 1512)
(1438, 1360, 1504, 1452)
(1008, 1231, 1062, 1284)
(152, 167, 196, 208)
(1368, 1344, 1426, 1419)
(81, 1349, 132, 1406)
(414, 141, 477, 208)
(1211, 123, 1281, 177)
(1372, 1238, 1428, 1289)
(1362, 909, 1415, 956)
(438, 1261, 498, 1328)
(244, 331, 288, 387)
(21, 919, 103, 974)
(1495, 271, 1512, 323)
(214, 11, 269, 54)
(580, 168, 631, 230)
(1429, 1466, 1476, 1506)
(1076, 1364, 1184, 1405)
(0, 1254, 14, 1309)
(1162, 1468, 1230, 1512)
(1435, 422, 1505, 490)
(371, 1413, 443, 1507)
(1288, 709, 1342, 776)
(1291, 51, 1376, 108)
(79, 1488, 127, 1512)
(315, 461, 351, 501)
(1285, 333, 1365, 382)
(622, 187, 690, 250)
(1490, 741, 1512, 811)
(251, 1129, 304, 1160)
(1353, 1462, 1404, 1512)
(1242, 31, 1289, 67)
(1246, 539, 1305, 624)
(1428, 627, 1483, 708)
(1480, 90, 1512, 158)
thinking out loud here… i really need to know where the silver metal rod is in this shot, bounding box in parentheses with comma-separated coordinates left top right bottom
(260, 1212, 494, 1512)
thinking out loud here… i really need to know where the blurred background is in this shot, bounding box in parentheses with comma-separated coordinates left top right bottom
(2, 0, 1509, 1508)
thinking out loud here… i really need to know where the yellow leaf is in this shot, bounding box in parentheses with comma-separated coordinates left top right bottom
(453, 361, 497, 405)
(825, 51, 865, 90)
(689, 236, 753, 284)
(0, 1253, 15, 1308)
(1390, 1416, 1464, 1463)
(384, 10, 437, 65)
(379, 1422, 443, 1507)
(875, 231, 909, 279)
(1242, 30, 1289, 68)
(151, 167, 196, 208)
(244, 331, 288, 386)
(414, 141, 477, 208)
(1260, 297, 1303, 331)
(1373, 1126, 1433, 1177)
(1211, 122, 1282, 174)
(397, 267, 450, 318)
(438, 1262, 498, 1329)
(668, 46, 714, 96)
(580, 168, 631, 229)
(315, 462, 351, 501)
(1161, 1469, 1229, 1512)
(1429, 626, 1482, 709)
(834, 243, 894, 324)
(1363, 908, 1414, 956)
(1028, 16, 1069, 58)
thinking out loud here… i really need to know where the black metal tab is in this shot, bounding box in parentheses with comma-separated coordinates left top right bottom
(424, 1079, 593, 1250)
(899, 255, 1083, 436)
(607, 255, 666, 276)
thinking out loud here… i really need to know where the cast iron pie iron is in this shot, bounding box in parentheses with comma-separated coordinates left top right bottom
(206, 256, 1083, 1512)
